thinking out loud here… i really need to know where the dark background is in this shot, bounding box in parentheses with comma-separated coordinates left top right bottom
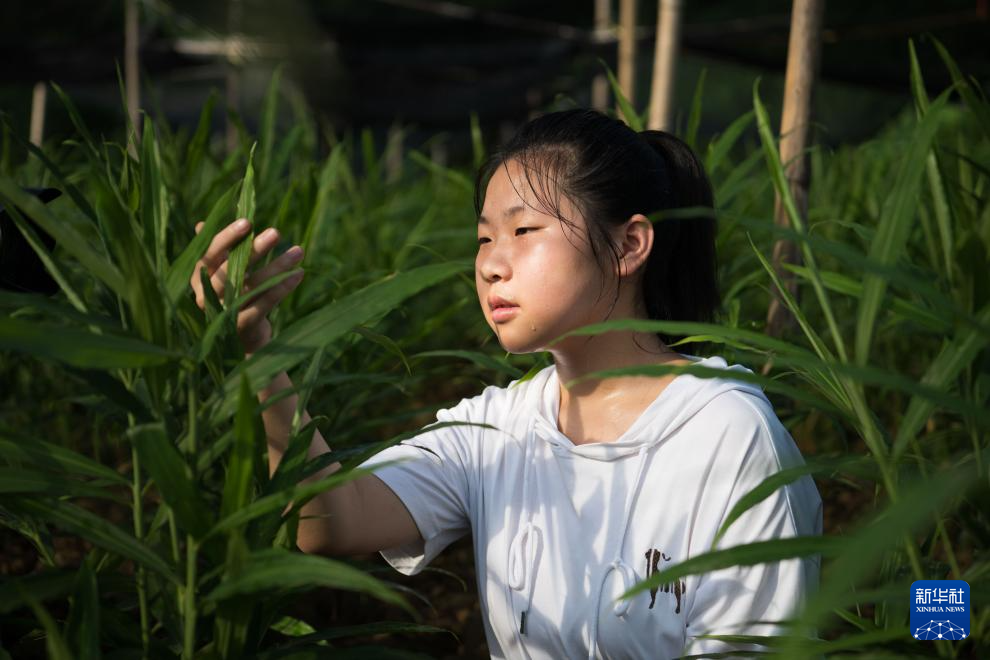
(3, 0, 989, 166)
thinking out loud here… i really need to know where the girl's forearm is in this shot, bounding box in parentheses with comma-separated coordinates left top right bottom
(255, 370, 355, 554)
(256, 371, 339, 478)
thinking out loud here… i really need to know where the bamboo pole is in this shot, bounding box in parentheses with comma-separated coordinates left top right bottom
(617, 0, 638, 112)
(765, 0, 825, 341)
(591, 0, 612, 111)
(29, 82, 47, 147)
(125, 0, 140, 157)
(648, 0, 682, 131)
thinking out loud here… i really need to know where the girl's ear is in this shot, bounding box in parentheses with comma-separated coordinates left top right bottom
(616, 214, 654, 278)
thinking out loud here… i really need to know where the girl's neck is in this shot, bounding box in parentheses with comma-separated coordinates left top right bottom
(550, 328, 686, 401)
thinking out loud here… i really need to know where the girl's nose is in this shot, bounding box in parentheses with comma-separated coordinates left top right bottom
(477, 243, 511, 283)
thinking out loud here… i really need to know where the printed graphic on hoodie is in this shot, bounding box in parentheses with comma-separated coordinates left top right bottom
(645, 548, 686, 613)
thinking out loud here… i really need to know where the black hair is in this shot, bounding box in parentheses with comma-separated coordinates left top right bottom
(472, 108, 720, 353)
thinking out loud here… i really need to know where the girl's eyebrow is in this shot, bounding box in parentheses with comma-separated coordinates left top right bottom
(478, 204, 526, 225)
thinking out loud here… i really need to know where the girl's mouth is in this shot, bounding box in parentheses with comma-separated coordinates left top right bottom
(492, 305, 519, 322)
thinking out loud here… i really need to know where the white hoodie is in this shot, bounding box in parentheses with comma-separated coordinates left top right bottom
(358, 353, 823, 659)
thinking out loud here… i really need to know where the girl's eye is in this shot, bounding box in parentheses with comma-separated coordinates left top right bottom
(477, 228, 536, 245)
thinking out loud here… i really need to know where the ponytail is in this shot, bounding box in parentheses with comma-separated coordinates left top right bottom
(637, 131, 720, 342)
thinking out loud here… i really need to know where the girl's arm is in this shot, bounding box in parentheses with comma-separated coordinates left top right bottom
(189, 218, 420, 557)
(257, 369, 423, 556)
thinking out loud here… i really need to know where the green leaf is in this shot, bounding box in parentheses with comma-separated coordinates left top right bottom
(930, 36, 990, 142)
(621, 536, 844, 600)
(214, 529, 252, 659)
(780, 263, 948, 333)
(599, 58, 642, 131)
(140, 115, 169, 273)
(0, 178, 126, 297)
(705, 110, 754, 173)
(0, 467, 121, 500)
(129, 422, 214, 539)
(0, 116, 97, 222)
(64, 558, 100, 660)
(752, 82, 846, 364)
(0, 433, 129, 485)
(0, 570, 77, 614)
(792, 466, 981, 643)
(712, 455, 877, 548)
(893, 302, 990, 459)
(0, 317, 178, 369)
(226, 143, 258, 311)
(12, 583, 74, 660)
(854, 90, 950, 366)
(211, 261, 469, 423)
(3, 497, 178, 585)
(164, 174, 239, 311)
(17, 219, 66, 315)
(196, 267, 303, 363)
(221, 373, 260, 524)
(185, 90, 218, 178)
(407, 150, 472, 193)
(49, 82, 100, 162)
(352, 326, 413, 377)
(204, 547, 413, 615)
(685, 68, 706, 150)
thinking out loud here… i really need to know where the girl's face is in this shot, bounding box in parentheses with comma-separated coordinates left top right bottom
(475, 159, 615, 354)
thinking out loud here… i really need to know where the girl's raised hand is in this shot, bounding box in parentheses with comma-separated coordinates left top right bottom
(190, 219, 305, 355)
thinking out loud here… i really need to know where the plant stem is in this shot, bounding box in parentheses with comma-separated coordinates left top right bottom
(183, 366, 199, 660)
(183, 537, 198, 659)
(847, 383, 926, 581)
(130, 440, 150, 658)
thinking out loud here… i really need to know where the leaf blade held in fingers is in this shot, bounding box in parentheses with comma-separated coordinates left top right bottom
(165, 181, 239, 310)
(226, 142, 258, 311)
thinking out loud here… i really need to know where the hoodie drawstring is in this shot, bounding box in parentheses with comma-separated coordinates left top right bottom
(587, 445, 651, 660)
(508, 417, 657, 658)
(508, 418, 543, 641)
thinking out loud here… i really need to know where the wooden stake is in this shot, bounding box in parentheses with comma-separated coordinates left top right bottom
(125, 0, 140, 157)
(29, 82, 47, 147)
(765, 0, 825, 342)
(648, 0, 682, 131)
(617, 0, 638, 113)
(591, 0, 612, 111)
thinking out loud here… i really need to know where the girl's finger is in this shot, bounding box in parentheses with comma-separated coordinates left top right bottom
(237, 271, 304, 327)
(194, 221, 205, 234)
(193, 261, 228, 308)
(201, 219, 252, 271)
(190, 263, 206, 306)
(209, 261, 229, 300)
(245, 227, 285, 269)
(245, 245, 304, 291)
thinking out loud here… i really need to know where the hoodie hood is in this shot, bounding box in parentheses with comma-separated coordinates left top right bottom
(506, 353, 769, 659)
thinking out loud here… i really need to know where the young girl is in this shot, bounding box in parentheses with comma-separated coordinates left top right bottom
(192, 109, 822, 659)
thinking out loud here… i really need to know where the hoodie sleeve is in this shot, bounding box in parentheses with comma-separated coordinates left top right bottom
(355, 390, 489, 576)
(680, 391, 823, 658)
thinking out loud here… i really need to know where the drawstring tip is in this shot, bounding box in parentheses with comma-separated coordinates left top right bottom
(519, 610, 528, 635)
